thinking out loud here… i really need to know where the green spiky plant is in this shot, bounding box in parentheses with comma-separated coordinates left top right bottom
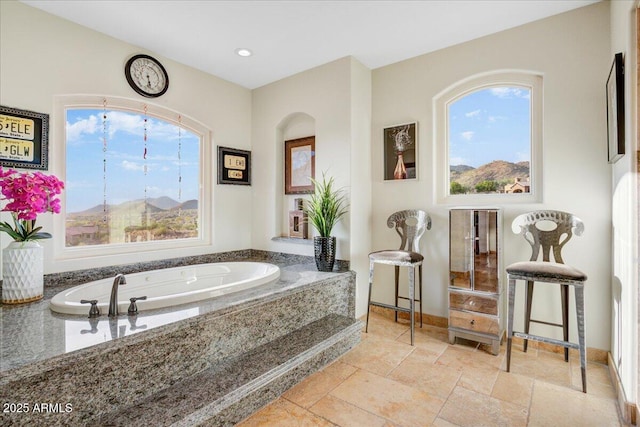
(303, 172, 349, 237)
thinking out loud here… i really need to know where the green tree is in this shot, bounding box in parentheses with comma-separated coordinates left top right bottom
(450, 181, 467, 194)
(475, 180, 499, 193)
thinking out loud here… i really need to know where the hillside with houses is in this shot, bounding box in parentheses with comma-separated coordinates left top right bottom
(450, 160, 530, 194)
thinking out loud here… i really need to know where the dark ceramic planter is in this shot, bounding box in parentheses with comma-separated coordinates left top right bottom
(313, 236, 336, 272)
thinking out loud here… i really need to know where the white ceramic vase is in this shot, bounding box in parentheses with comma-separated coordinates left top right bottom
(2, 241, 44, 304)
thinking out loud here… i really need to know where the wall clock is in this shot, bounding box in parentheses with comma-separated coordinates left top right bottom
(124, 54, 169, 98)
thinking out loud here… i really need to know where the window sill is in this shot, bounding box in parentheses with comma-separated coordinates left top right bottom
(271, 236, 313, 245)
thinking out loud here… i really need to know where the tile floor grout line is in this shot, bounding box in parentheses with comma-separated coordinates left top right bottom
(525, 375, 535, 426)
(281, 396, 340, 427)
(319, 385, 398, 427)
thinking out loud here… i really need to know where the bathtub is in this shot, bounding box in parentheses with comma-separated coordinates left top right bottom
(50, 262, 280, 315)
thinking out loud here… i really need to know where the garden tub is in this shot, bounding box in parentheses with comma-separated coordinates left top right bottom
(49, 262, 280, 315)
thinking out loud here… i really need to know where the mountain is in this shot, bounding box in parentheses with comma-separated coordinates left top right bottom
(70, 197, 197, 215)
(450, 164, 475, 183)
(147, 196, 182, 210)
(450, 164, 475, 174)
(173, 199, 198, 210)
(111, 200, 166, 215)
(450, 160, 530, 189)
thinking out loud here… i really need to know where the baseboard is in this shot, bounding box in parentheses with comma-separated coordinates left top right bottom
(608, 352, 637, 425)
(369, 305, 448, 328)
(508, 336, 608, 364)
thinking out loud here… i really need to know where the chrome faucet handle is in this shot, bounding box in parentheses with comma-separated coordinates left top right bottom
(127, 296, 147, 315)
(80, 299, 101, 318)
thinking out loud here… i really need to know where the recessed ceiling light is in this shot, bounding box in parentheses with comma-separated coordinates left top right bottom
(235, 48, 252, 57)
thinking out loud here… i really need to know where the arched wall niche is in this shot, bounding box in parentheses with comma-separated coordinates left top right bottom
(275, 112, 316, 238)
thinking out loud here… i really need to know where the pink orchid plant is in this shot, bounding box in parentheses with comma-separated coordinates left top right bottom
(0, 167, 64, 242)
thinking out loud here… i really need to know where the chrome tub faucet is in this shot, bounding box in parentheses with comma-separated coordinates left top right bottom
(108, 274, 127, 317)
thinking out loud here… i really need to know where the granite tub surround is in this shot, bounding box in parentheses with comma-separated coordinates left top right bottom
(1, 250, 349, 371)
(100, 314, 361, 426)
(0, 251, 357, 426)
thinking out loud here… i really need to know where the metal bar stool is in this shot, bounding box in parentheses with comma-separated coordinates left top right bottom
(366, 210, 431, 345)
(505, 210, 588, 393)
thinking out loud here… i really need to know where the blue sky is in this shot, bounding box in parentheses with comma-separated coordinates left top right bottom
(448, 87, 531, 167)
(65, 109, 199, 213)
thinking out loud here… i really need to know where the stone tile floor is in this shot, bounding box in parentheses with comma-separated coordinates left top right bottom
(237, 312, 625, 426)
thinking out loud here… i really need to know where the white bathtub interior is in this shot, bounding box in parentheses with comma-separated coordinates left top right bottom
(50, 262, 280, 315)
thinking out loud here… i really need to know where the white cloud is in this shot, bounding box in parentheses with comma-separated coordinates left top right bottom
(490, 87, 530, 99)
(121, 160, 145, 172)
(67, 110, 197, 146)
(465, 109, 481, 118)
(461, 131, 474, 141)
(66, 115, 99, 141)
(488, 115, 508, 123)
(107, 111, 145, 138)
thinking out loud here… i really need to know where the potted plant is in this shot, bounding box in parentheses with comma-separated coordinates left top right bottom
(303, 172, 348, 272)
(0, 167, 64, 304)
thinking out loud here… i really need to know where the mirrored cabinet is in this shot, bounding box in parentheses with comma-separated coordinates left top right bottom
(448, 208, 503, 355)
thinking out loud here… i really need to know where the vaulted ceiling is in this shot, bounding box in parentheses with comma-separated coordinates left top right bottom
(22, 0, 600, 89)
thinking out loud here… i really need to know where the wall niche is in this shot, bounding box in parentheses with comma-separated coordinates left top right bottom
(276, 112, 316, 241)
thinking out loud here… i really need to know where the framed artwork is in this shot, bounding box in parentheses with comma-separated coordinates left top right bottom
(0, 105, 49, 170)
(606, 52, 625, 164)
(217, 146, 251, 185)
(384, 122, 417, 180)
(285, 136, 315, 194)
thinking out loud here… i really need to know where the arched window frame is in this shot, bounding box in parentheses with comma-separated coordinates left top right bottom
(52, 95, 212, 261)
(433, 70, 543, 204)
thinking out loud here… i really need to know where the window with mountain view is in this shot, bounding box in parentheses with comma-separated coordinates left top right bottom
(448, 86, 531, 195)
(65, 107, 200, 247)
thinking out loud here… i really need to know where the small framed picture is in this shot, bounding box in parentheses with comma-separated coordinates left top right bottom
(606, 52, 625, 163)
(285, 136, 315, 194)
(217, 146, 251, 185)
(384, 122, 417, 180)
(0, 105, 49, 170)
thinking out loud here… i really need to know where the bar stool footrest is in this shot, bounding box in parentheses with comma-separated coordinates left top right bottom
(529, 319, 564, 328)
(369, 301, 412, 314)
(397, 296, 421, 303)
(512, 331, 579, 350)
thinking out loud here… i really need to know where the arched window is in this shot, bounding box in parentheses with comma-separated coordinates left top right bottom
(54, 96, 211, 259)
(434, 71, 542, 204)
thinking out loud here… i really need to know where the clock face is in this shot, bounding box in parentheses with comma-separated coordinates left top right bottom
(125, 54, 169, 98)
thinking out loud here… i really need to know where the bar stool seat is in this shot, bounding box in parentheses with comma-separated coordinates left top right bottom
(368, 250, 423, 265)
(506, 261, 587, 282)
(505, 210, 588, 393)
(366, 210, 431, 346)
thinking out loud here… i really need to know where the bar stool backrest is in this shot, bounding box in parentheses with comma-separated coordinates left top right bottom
(511, 210, 584, 264)
(387, 209, 431, 253)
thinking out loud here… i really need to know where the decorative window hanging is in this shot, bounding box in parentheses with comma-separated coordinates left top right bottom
(102, 98, 108, 223)
(177, 115, 182, 202)
(143, 104, 148, 224)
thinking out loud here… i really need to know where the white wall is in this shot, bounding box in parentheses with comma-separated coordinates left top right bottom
(609, 0, 638, 409)
(348, 58, 373, 316)
(0, 1, 253, 273)
(251, 57, 353, 259)
(251, 57, 373, 316)
(371, 2, 612, 351)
